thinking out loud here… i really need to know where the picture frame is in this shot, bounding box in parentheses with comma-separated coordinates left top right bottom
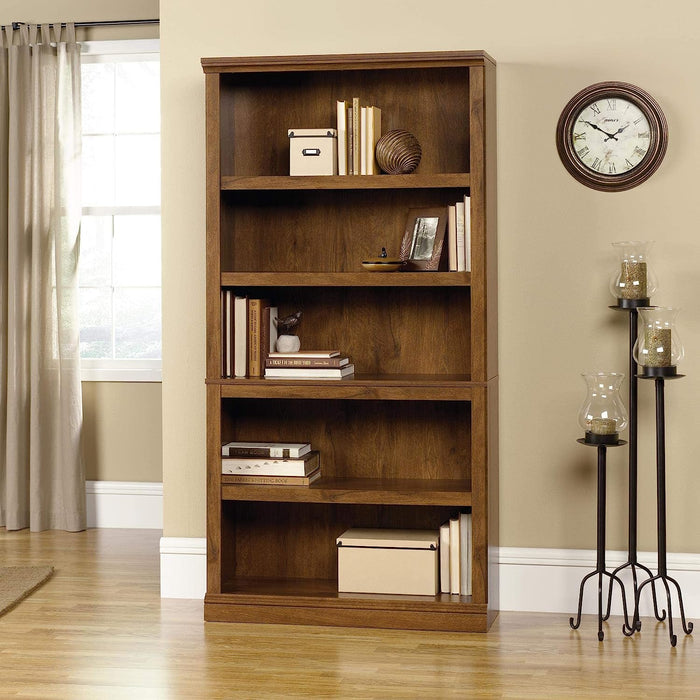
(399, 208, 448, 271)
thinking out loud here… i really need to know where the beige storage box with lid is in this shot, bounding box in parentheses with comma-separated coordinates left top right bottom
(336, 528, 439, 595)
(288, 128, 338, 175)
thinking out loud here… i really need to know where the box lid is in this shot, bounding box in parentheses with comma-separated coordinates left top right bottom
(336, 528, 438, 550)
(288, 128, 337, 138)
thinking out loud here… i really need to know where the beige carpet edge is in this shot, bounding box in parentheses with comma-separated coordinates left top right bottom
(0, 566, 54, 617)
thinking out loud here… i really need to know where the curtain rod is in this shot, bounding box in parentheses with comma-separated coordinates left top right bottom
(2, 19, 159, 31)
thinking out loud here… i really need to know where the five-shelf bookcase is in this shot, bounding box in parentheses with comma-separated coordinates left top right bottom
(202, 51, 498, 632)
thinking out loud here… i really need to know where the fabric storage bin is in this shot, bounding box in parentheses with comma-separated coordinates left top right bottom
(288, 128, 338, 175)
(336, 528, 439, 595)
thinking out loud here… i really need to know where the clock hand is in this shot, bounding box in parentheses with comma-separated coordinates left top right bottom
(604, 123, 631, 141)
(583, 120, 618, 141)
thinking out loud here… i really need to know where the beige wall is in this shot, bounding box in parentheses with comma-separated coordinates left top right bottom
(82, 382, 162, 482)
(1, 0, 163, 485)
(161, 0, 700, 551)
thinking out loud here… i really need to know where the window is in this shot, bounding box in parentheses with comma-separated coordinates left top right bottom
(79, 40, 161, 381)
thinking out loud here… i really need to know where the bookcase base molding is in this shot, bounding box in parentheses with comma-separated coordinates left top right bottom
(204, 595, 494, 633)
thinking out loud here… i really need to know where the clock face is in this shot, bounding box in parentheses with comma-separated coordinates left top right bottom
(556, 82, 668, 192)
(572, 98, 651, 176)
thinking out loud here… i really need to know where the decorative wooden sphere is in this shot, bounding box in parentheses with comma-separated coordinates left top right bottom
(375, 130, 422, 174)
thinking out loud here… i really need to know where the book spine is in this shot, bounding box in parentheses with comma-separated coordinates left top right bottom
(224, 447, 294, 458)
(222, 452, 320, 476)
(222, 471, 320, 486)
(233, 296, 248, 377)
(360, 106, 367, 175)
(336, 100, 347, 176)
(456, 201, 466, 272)
(347, 106, 353, 175)
(449, 516, 460, 595)
(439, 521, 450, 594)
(248, 298, 261, 376)
(459, 512, 470, 596)
(464, 193, 472, 273)
(265, 357, 347, 368)
(261, 304, 273, 370)
(447, 204, 457, 272)
(352, 97, 360, 175)
(265, 365, 353, 378)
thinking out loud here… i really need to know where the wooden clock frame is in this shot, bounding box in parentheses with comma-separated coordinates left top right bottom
(556, 81, 668, 192)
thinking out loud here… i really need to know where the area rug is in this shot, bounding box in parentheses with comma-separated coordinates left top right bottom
(0, 566, 54, 617)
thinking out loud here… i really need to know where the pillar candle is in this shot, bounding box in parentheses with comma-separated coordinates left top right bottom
(619, 261, 647, 299)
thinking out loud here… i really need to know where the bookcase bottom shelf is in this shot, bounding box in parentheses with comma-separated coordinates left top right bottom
(205, 578, 494, 632)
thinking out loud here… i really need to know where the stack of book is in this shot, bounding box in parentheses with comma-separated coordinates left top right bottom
(221, 441, 320, 486)
(336, 98, 382, 176)
(264, 350, 355, 380)
(439, 511, 472, 595)
(446, 194, 471, 272)
(221, 293, 278, 378)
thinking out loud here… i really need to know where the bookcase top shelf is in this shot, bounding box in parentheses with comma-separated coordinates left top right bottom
(220, 174, 471, 191)
(211, 375, 477, 401)
(221, 272, 471, 287)
(221, 477, 472, 506)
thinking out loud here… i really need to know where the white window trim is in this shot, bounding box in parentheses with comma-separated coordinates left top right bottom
(81, 359, 162, 383)
(79, 38, 162, 384)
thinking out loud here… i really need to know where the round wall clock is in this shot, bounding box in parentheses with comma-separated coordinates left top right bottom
(556, 82, 668, 192)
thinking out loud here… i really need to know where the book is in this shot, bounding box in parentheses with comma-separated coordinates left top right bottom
(447, 204, 457, 272)
(464, 193, 472, 272)
(265, 356, 350, 369)
(352, 97, 360, 175)
(233, 295, 248, 377)
(247, 298, 270, 377)
(456, 200, 466, 272)
(264, 364, 354, 379)
(262, 305, 278, 367)
(360, 106, 368, 175)
(347, 105, 353, 176)
(459, 511, 472, 596)
(439, 521, 450, 594)
(222, 441, 312, 458)
(449, 515, 460, 595)
(269, 350, 340, 358)
(222, 451, 320, 477)
(336, 100, 347, 176)
(222, 469, 321, 486)
(221, 289, 229, 377)
(366, 106, 381, 175)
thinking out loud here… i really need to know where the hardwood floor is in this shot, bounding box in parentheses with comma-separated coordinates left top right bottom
(1, 528, 698, 698)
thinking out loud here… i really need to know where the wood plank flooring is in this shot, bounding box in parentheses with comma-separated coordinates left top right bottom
(1, 528, 698, 698)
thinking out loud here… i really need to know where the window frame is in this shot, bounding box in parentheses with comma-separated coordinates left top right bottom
(79, 39, 161, 383)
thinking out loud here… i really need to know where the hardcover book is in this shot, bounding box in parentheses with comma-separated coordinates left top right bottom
(223, 469, 321, 486)
(221, 441, 311, 458)
(221, 450, 320, 477)
(264, 364, 354, 379)
(265, 356, 349, 369)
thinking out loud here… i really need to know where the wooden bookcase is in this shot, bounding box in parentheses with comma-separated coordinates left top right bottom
(201, 51, 498, 632)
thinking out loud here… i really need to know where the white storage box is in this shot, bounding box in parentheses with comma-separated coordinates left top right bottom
(288, 128, 338, 176)
(336, 528, 439, 596)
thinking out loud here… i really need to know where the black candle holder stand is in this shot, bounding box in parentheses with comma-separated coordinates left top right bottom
(570, 438, 633, 641)
(622, 371, 694, 647)
(603, 305, 665, 626)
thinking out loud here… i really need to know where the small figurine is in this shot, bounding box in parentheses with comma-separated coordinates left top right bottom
(380, 247, 387, 258)
(274, 311, 302, 352)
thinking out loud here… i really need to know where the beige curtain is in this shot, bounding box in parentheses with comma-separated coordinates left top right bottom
(0, 23, 85, 531)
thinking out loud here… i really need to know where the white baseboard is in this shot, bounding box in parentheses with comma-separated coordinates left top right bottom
(86, 480, 163, 529)
(157, 540, 700, 617)
(160, 537, 207, 599)
(499, 547, 700, 619)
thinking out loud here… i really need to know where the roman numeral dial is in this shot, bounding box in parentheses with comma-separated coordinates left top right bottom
(572, 97, 650, 175)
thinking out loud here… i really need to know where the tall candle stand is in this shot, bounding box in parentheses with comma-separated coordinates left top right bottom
(570, 438, 633, 641)
(603, 303, 664, 625)
(622, 308, 694, 646)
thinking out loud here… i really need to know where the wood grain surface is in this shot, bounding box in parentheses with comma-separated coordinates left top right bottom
(2, 528, 698, 699)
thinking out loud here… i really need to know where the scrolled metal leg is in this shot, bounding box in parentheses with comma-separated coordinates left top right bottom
(570, 569, 598, 630)
(668, 576, 694, 636)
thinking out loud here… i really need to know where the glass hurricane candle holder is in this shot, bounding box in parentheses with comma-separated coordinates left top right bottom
(633, 306, 684, 376)
(609, 241, 657, 307)
(578, 371, 629, 444)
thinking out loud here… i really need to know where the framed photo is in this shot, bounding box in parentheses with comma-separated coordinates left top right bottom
(399, 208, 448, 271)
